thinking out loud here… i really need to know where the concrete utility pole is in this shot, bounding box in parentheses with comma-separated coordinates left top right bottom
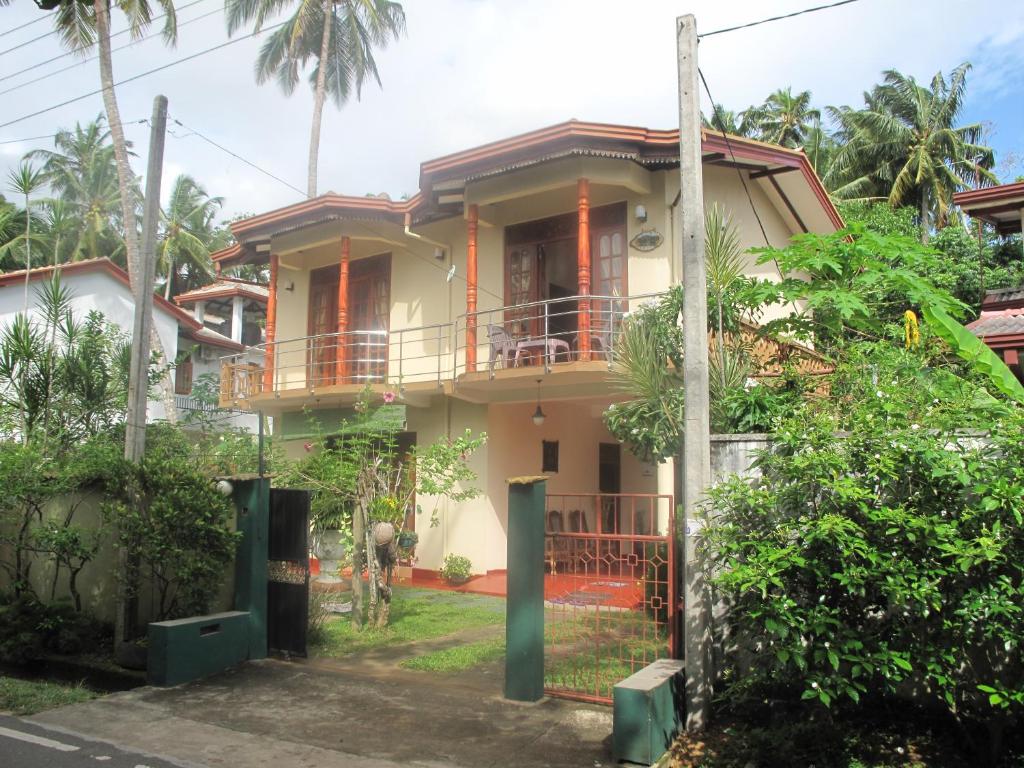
(124, 95, 167, 463)
(676, 14, 712, 732)
(117, 95, 166, 660)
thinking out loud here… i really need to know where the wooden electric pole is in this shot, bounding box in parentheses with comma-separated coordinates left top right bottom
(677, 14, 712, 731)
(117, 95, 167, 659)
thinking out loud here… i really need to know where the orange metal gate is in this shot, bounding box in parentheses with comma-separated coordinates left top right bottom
(543, 493, 676, 704)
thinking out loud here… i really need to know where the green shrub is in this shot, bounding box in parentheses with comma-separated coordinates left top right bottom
(706, 344, 1024, 758)
(0, 595, 110, 664)
(440, 554, 472, 582)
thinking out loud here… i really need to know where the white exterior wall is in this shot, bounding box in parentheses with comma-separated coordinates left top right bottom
(0, 270, 180, 423)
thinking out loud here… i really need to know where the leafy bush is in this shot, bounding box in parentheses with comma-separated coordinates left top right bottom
(105, 425, 239, 622)
(0, 594, 110, 664)
(440, 554, 472, 582)
(706, 344, 1024, 758)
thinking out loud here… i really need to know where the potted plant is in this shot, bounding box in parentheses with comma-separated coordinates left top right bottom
(440, 553, 473, 585)
(397, 530, 418, 550)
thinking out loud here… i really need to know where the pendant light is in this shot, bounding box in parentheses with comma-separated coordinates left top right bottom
(532, 378, 546, 426)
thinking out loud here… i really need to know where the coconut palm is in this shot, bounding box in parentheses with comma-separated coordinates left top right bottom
(50, 1, 178, 285)
(29, 116, 125, 263)
(702, 105, 748, 136)
(158, 175, 224, 299)
(226, 0, 406, 198)
(740, 87, 820, 148)
(825, 64, 996, 242)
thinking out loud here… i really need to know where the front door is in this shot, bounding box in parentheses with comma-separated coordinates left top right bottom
(308, 265, 339, 387)
(348, 254, 391, 382)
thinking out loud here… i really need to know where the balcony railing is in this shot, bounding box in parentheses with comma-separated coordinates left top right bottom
(218, 293, 666, 402)
(455, 293, 662, 377)
(219, 322, 453, 402)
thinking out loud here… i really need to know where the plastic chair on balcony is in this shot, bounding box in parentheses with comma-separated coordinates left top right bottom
(487, 324, 517, 373)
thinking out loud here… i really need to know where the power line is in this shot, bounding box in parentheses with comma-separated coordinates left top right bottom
(0, 19, 60, 58)
(698, 66, 785, 281)
(0, 9, 55, 39)
(0, 17, 287, 130)
(167, 116, 307, 198)
(0, 0, 209, 83)
(0, 117, 148, 147)
(697, 0, 863, 38)
(0, 4, 223, 98)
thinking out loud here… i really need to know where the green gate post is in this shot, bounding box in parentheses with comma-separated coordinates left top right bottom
(505, 476, 547, 702)
(232, 477, 269, 660)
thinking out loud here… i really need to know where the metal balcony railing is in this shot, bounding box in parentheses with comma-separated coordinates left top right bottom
(219, 322, 453, 402)
(218, 292, 669, 401)
(455, 293, 662, 377)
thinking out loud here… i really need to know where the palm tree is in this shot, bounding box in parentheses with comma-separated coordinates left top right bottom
(226, 0, 406, 198)
(702, 105, 748, 136)
(51, 1, 178, 285)
(159, 175, 224, 299)
(30, 116, 124, 263)
(740, 87, 820, 148)
(6, 162, 46, 313)
(825, 64, 996, 242)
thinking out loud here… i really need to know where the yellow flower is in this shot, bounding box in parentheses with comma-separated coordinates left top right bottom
(903, 310, 920, 350)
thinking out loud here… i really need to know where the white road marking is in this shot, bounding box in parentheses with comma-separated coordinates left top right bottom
(0, 724, 80, 752)
(95, 756, 112, 761)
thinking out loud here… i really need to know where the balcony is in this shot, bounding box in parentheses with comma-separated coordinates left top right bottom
(219, 293, 661, 408)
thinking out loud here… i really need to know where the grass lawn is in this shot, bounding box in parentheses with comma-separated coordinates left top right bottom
(311, 586, 505, 657)
(0, 676, 97, 716)
(400, 637, 506, 672)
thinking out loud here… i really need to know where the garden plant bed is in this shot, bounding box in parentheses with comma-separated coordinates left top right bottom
(666, 708, 1023, 768)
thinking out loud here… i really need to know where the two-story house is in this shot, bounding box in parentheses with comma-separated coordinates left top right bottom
(213, 120, 842, 576)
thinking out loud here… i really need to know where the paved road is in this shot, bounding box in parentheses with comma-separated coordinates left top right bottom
(0, 714, 188, 768)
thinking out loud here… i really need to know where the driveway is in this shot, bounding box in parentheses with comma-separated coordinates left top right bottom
(27, 657, 614, 768)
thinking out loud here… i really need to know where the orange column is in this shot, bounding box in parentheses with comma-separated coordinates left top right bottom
(263, 253, 279, 392)
(335, 236, 350, 383)
(577, 178, 592, 362)
(466, 204, 479, 373)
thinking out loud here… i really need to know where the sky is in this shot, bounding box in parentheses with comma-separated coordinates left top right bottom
(1, 0, 1022, 221)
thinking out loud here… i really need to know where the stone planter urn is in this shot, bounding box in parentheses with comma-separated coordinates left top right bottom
(315, 529, 346, 584)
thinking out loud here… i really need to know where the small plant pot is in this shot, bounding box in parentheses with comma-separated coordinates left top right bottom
(397, 532, 418, 549)
(445, 575, 471, 586)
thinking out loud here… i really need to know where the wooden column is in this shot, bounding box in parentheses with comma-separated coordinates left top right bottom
(466, 204, 479, 372)
(262, 253, 279, 393)
(577, 178, 592, 362)
(335, 236, 351, 383)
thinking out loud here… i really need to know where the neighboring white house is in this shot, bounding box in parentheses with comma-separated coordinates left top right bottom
(0, 258, 258, 431)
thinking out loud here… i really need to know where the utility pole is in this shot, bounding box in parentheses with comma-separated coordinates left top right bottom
(677, 14, 712, 732)
(117, 95, 166, 660)
(124, 95, 167, 463)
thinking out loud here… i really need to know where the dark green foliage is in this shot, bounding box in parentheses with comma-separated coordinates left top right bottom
(104, 425, 239, 621)
(706, 344, 1024, 758)
(0, 594, 110, 664)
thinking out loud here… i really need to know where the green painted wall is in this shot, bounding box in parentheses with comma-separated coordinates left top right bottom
(279, 405, 406, 441)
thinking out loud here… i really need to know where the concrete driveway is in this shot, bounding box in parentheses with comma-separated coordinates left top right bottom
(28, 657, 614, 768)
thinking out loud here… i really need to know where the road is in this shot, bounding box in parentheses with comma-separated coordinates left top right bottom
(0, 714, 189, 768)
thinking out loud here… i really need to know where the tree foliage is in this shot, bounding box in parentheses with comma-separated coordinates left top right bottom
(706, 343, 1024, 760)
